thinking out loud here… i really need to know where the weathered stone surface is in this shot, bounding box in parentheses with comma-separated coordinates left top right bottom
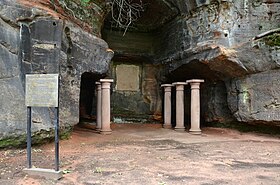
(157, 0, 280, 125)
(116, 64, 140, 91)
(59, 51, 80, 127)
(160, 1, 280, 77)
(0, 0, 32, 24)
(204, 81, 234, 123)
(0, 12, 20, 79)
(0, 0, 113, 145)
(62, 0, 110, 37)
(102, 0, 278, 127)
(0, 77, 25, 138)
(102, 29, 155, 56)
(103, 0, 280, 126)
(226, 69, 280, 124)
(60, 21, 113, 126)
(64, 21, 113, 75)
(0, 41, 19, 78)
(110, 62, 162, 122)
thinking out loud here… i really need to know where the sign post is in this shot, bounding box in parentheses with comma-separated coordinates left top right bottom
(24, 74, 62, 179)
(27, 106, 32, 168)
(54, 106, 59, 171)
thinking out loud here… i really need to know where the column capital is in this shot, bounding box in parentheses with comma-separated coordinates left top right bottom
(172, 82, 187, 91)
(100, 79, 114, 83)
(186, 79, 204, 83)
(96, 82, 101, 91)
(100, 79, 114, 89)
(186, 79, 204, 90)
(172, 82, 187, 86)
(161, 84, 173, 92)
(161, 84, 173, 87)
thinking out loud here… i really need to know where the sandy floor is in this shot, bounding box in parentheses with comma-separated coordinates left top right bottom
(1, 123, 280, 185)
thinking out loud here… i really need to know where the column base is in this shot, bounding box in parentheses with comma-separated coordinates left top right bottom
(163, 124, 172, 129)
(100, 130, 112, 135)
(23, 168, 63, 180)
(174, 127, 186, 132)
(189, 129, 201, 135)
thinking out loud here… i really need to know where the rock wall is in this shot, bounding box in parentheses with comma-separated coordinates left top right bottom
(227, 69, 280, 125)
(110, 61, 162, 122)
(0, 0, 113, 146)
(102, 29, 163, 122)
(160, 0, 280, 75)
(159, 0, 280, 124)
(103, 0, 280, 125)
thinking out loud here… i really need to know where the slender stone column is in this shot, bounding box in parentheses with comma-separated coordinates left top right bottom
(100, 79, 114, 135)
(172, 82, 187, 132)
(186, 79, 204, 135)
(95, 82, 102, 131)
(161, 84, 173, 129)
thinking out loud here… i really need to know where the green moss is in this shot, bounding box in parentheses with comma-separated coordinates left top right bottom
(0, 126, 73, 148)
(112, 106, 156, 123)
(60, 126, 73, 140)
(61, 0, 110, 36)
(0, 136, 27, 148)
(81, 0, 91, 6)
(112, 107, 138, 115)
(252, 0, 262, 7)
(264, 33, 280, 47)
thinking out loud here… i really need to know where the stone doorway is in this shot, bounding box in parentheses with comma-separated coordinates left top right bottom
(79, 72, 100, 124)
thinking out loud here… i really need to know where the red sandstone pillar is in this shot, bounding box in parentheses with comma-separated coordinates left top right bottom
(100, 79, 114, 135)
(95, 82, 102, 132)
(172, 82, 187, 132)
(186, 79, 204, 135)
(161, 84, 173, 129)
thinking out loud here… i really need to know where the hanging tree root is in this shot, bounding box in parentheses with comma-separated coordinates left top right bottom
(253, 28, 280, 40)
(110, 0, 144, 35)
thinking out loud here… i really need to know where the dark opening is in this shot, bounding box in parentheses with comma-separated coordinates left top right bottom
(164, 61, 233, 128)
(79, 72, 100, 123)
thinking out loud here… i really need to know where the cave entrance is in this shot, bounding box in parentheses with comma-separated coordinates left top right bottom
(79, 72, 100, 124)
(101, 0, 233, 127)
(166, 61, 234, 127)
(101, 0, 179, 123)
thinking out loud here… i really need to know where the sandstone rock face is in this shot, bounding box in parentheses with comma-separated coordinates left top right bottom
(226, 70, 280, 124)
(160, 1, 280, 76)
(103, 0, 280, 125)
(110, 62, 162, 122)
(0, 0, 113, 144)
(160, 0, 280, 124)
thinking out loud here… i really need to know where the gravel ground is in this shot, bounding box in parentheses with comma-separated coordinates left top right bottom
(1, 123, 280, 185)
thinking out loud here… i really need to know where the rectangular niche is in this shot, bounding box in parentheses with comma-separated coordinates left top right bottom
(116, 64, 140, 91)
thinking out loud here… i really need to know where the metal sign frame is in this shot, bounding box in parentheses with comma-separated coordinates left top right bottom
(25, 74, 60, 171)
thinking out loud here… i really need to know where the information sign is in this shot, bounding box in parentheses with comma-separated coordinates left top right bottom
(25, 74, 59, 107)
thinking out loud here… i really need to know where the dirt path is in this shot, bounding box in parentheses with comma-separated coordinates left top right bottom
(1, 124, 280, 185)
